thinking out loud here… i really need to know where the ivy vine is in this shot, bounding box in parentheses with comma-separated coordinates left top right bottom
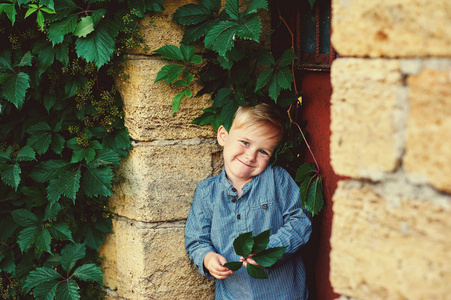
(0, 0, 163, 299)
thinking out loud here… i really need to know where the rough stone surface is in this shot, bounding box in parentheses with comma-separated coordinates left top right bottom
(116, 58, 216, 142)
(330, 58, 404, 180)
(404, 69, 451, 193)
(103, 217, 215, 300)
(330, 181, 451, 300)
(110, 139, 222, 223)
(99, 218, 118, 291)
(331, 0, 451, 57)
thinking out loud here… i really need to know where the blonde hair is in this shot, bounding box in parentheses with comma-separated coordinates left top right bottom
(231, 103, 285, 137)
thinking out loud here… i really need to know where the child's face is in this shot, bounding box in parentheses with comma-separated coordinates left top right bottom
(217, 123, 281, 186)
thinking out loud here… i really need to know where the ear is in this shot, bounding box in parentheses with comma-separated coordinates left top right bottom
(217, 125, 228, 146)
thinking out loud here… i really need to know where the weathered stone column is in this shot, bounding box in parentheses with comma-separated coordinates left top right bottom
(329, 0, 451, 299)
(100, 1, 219, 298)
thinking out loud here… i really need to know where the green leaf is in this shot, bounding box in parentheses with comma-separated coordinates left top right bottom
(233, 231, 254, 257)
(74, 16, 94, 37)
(23, 267, 61, 293)
(35, 227, 52, 253)
(172, 90, 189, 115)
(154, 45, 184, 61)
(236, 15, 261, 42)
(16, 145, 36, 162)
(17, 51, 33, 67)
(225, 0, 239, 20)
(47, 169, 81, 204)
(245, 0, 268, 14)
(30, 160, 71, 183)
(277, 48, 297, 67)
(37, 10, 45, 30)
(49, 222, 74, 242)
(251, 229, 270, 254)
(201, 0, 221, 12)
(73, 264, 103, 284)
(189, 54, 202, 64)
(17, 226, 39, 252)
(212, 88, 233, 108)
(304, 176, 324, 216)
(51, 134, 65, 155)
(56, 279, 80, 300)
(1, 163, 21, 190)
(40, 0, 55, 10)
(154, 64, 185, 84)
(223, 261, 243, 271)
(36, 44, 55, 72)
(27, 122, 53, 155)
(220, 98, 238, 131)
(268, 74, 281, 101)
(48, 14, 77, 45)
(3, 72, 30, 108)
(54, 38, 70, 66)
(182, 20, 214, 44)
(81, 166, 113, 197)
(299, 174, 315, 207)
(246, 263, 268, 279)
(0, 3, 17, 24)
(308, 0, 316, 9)
(295, 163, 316, 183)
(173, 4, 211, 26)
(252, 246, 287, 267)
(33, 280, 59, 300)
(275, 67, 293, 90)
(75, 21, 115, 69)
(83, 223, 105, 250)
(256, 49, 274, 66)
(11, 209, 38, 227)
(89, 148, 121, 167)
(180, 43, 195, 62)
(204, 20, 237, 57)
(255, 68, 274, 91)
(61, 243, 86, 272)
(71, 147, 96, 164)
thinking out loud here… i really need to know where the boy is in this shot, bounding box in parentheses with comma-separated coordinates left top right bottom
(185, 104, 312, 299)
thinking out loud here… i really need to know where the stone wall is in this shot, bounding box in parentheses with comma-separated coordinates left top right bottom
(329, 0, 451, 299)
(99, 0, 219, 298)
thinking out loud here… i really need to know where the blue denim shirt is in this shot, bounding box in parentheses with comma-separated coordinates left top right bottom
(185, 165, 312, 299)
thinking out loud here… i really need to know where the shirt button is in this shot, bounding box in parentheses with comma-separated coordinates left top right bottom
(231, 188, 237, 193)
(237, 214, 241, 220)
(262, 204, 268, 210)
(232, 198, 237, 203)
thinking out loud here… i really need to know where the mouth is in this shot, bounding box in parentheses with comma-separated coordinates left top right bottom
(236, 158, 253, 168)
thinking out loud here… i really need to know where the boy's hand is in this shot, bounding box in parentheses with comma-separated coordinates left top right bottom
(204, 252, 233, 279)
(240, 254, 263, 269)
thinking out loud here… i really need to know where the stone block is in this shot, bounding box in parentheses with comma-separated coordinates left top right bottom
(331, 0, 451, 57)
(110, 139, 222, 222)
(330, 181, 451, 300)
(116, 58, 216, 142)
(100, 218, 118, 291)
(112, 217, 215, 300)
(330, 58, 404, 180)
(404, 69, 451, 194)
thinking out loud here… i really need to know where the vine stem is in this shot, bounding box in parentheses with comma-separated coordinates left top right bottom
(277, 5, 298, 95)
(288, 107, 320, 173)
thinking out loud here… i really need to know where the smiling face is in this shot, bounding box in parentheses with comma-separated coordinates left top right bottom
(217, 123, 282, 190)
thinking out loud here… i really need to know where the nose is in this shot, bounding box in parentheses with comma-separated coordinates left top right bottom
(245, 149, 258, 162)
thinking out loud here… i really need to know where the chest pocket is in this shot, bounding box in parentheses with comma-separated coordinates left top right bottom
(247, 199, 283, 233)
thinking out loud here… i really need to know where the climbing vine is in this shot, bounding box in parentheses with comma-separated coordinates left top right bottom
(154, 0, 324, 216)
(0, 0, 163, 299)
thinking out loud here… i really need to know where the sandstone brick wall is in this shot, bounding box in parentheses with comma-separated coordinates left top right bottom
(330, 0, 451, 299)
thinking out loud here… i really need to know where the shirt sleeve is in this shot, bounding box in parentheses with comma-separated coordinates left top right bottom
(266, 166, 312, 264)
(184, 181, 216, 278)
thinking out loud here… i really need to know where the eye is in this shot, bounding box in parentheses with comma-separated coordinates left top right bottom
(241, 140, 249, 146)
(258, 150, 269, 156)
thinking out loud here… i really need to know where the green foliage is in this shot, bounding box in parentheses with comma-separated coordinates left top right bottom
(295, 162, 324, 216)
(223, 229, 287, 279)
(0, 0, 164, 298)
